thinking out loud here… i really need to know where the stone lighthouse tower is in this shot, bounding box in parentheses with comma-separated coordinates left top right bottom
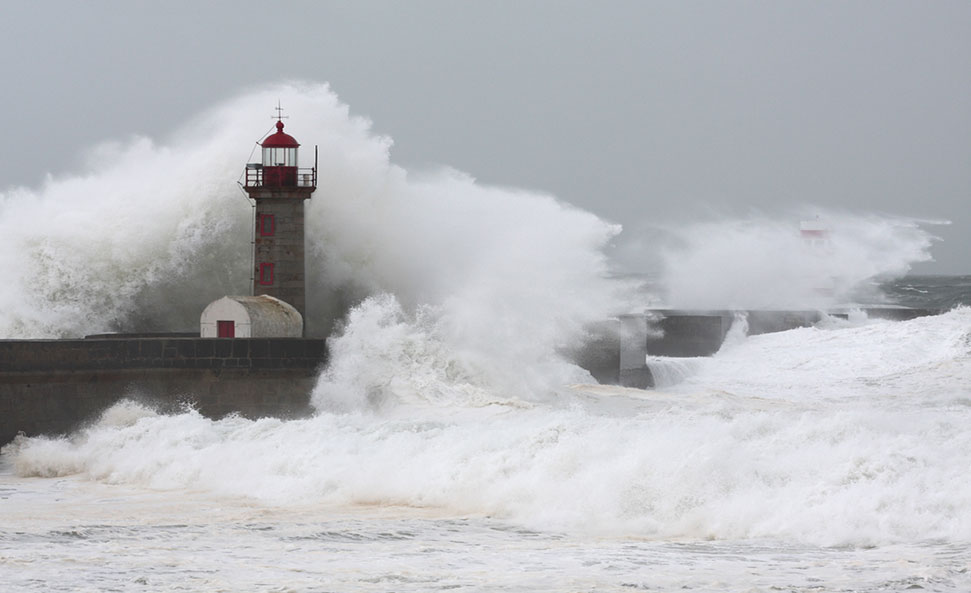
(243, 115, 316, 325)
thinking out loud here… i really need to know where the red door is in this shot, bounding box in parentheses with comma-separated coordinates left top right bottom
(217, 320, 235, 338)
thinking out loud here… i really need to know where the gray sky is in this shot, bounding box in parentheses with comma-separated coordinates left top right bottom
(2, 1, 969, 273)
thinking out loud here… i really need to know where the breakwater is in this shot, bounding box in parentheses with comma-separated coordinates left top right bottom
(574, 307, 943, 390)
(643, 307, 942, 357)
(1, 308, 944, 445)
(0, 336, 327, 446)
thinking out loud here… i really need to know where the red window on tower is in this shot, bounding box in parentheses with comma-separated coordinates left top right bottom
(217, 320, 235, 338)
(259, 214, 275, 236)
(259, 263, 274, 285)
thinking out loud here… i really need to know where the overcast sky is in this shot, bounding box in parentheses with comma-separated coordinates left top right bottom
(2, 1, 968, 273)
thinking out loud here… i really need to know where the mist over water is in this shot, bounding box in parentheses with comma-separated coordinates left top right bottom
(651, 213, 939, 310)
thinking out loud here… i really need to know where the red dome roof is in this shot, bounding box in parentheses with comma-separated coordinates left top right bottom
(261, 120, 300, 148)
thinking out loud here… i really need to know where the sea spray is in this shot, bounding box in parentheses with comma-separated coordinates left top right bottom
(307, 162, 633, 400)
(0, 82, 630, 346)
(0, 83, 387, 336)
(642, 212, 938, 310)
(310, 294, 501, 413)
(0, 113, 254, 337)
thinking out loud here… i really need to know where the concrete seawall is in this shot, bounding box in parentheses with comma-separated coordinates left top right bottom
(0, 337, 327, 446)
(644, 307, 943, 357)
(2, 307, 945, 445)
(571, 307, 944, 389)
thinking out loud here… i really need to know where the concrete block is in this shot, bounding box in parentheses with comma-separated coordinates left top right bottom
(140, 340, 163, 359)
(620, 367, 654, 390)
(176, 340, 196, 358)
(232, 340, 250, 359)
(195, 340, 214, 358)
(568, 324, 620, 384)
(619, 315, 649, 371)
(251, 339, 268, 358)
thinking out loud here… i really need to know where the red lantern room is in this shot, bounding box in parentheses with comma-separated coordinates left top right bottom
(261, 120, 299, 186)
(245, 116, 317, 189)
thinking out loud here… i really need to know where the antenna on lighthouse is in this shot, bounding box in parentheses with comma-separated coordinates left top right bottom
(273, 100, 289, 122)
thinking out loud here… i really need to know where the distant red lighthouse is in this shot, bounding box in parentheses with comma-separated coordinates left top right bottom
(243, 112, 317, 328)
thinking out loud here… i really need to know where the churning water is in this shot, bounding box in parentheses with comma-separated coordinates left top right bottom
(2, 83, 969, 591)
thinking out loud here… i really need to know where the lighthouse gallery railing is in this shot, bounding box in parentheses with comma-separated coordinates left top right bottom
(244, 165, 317, 189)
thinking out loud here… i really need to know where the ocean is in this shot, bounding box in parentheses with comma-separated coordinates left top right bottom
(3, 287, 970, 592)
(1, 84, 970, 591)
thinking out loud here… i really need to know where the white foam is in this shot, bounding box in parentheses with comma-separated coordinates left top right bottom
(686, 306, 971, 403)
(650, 213, 938, 309)
(6, 310, 970, 546)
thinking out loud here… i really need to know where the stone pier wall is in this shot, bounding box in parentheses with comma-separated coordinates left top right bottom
(0, 338, 327, 446)
(2, 308, 945, 445)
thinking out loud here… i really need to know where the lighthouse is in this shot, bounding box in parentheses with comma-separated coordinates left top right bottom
(242, 114, 316, 328)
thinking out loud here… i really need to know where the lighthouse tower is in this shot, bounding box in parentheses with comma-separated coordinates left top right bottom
(243, 114, 316, 326)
